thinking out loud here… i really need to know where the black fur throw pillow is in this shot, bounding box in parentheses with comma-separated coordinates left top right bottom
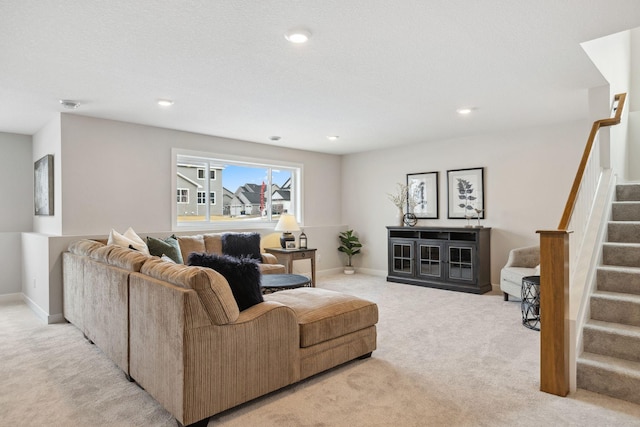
(187, 252, 263, 311)
(221, 232, 262, 263)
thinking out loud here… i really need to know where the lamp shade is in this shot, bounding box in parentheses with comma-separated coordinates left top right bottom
(274, 213, 300, 232)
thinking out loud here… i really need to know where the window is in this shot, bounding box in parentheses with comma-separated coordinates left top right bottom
(197, 191, 206, 205)
(197, 169, 216, 180)
(177, 189, 189, 204)
(175, 151, 301, 227)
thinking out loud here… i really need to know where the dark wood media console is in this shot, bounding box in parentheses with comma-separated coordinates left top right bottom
(386, 226, 491, 294)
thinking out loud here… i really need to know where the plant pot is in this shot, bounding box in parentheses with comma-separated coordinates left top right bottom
(344, 266, 355, 275)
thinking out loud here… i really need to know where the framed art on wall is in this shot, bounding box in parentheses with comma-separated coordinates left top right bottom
(447, 167, 484, 219)
(34, 154, 54, 216)
(406, 171, 438, 219)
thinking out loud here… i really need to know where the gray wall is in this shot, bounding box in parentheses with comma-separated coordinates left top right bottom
(341, 120, 591, 283)
(0, 132, 32, 297)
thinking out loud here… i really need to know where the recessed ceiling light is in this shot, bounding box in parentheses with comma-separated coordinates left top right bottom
(59, 99, 80, 109)
(157, 99, 174, 107)
(327, 135, 339, 141)
(456, 107, 475, 115)
(284, 28, 311, 44)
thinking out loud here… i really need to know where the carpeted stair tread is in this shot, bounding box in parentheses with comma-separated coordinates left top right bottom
(590, 291, 640, 327)
(583, 320, 640, 363)
(577, 352, 640, 405)
(608, 221, 640, 243)
(611, 202, 640, 221)
(597, 265, 640, 295)
(616, 184, 640, 202)
(602, 242, 640, 268)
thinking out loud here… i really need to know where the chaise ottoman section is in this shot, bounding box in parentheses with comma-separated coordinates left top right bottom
(264, 287, 378, 379)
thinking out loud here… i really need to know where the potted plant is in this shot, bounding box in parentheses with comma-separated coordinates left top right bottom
(338, 229, 362, 274)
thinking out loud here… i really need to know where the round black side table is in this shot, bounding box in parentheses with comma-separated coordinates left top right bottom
(521, 275, 540, 331)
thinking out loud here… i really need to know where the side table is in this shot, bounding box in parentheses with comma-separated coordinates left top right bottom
(521, 275, 540, 331)
(264, 247, 316, 287)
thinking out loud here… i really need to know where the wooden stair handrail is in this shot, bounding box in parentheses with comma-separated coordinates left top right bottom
(538, 92, 627, 398)
(558, 93, 627, 230)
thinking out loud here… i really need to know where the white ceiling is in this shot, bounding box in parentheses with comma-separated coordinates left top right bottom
(1, 1, 640, 155)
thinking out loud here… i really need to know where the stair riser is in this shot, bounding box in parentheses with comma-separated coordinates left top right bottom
(616, 185, 640, 202)
(608, 223, 640, 243)
(597, 269, 640, 295)
(577, 361, 640, 405)
(583, 327, 640, 363)
(591, 297, 640, 327)
(602, 245, 640, 268)
(612, 203, 640, 221)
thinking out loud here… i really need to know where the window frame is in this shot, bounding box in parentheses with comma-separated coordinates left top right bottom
(172, 148, 303, 231)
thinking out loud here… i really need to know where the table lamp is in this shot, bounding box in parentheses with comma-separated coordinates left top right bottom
(274, 213, 300, 248)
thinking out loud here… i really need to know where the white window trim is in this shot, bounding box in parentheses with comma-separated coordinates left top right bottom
(171, 148, 303, 231)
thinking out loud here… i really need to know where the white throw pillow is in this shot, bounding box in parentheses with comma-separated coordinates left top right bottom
(107, 227, 150, 255)
(533, 264, 540, 275)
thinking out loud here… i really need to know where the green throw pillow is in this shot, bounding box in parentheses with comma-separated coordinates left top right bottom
(147, 236, 184, 264)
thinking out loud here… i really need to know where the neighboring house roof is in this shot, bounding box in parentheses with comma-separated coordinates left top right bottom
(176, 172, 203, 189)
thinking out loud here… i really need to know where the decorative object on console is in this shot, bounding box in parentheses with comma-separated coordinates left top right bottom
(447, 167, 485, 219)
(275, 212, 300, 248)
(299, 229, 308, 249)
(403, 213, 418, 227)
(387, 182, 410, 227)
(187, 252, 263, 311)
(338, 229, 362, 274)
(34, 154, 54, 216)
(406, 171, 439, 219)
(474, 208, 484, 228)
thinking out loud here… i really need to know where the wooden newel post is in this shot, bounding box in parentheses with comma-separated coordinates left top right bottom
(537, 230, 570, 396)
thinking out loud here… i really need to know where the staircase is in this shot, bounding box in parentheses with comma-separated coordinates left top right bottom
(577, 183, 640, 404)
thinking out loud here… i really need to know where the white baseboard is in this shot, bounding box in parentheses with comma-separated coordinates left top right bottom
(22, 294, 65, 324)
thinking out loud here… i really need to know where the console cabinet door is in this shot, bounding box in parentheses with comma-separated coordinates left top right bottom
(389, 239, 414, 278)
(445, 242, 476, 285)
(416, 241, 444, 280)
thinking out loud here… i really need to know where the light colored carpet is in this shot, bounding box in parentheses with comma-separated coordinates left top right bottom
(2, 274, 640, 426)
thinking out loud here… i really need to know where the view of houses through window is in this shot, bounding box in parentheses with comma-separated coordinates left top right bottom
(176, 154, 299, 225)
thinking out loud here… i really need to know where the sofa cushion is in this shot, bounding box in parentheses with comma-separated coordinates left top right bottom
(107, 227, 150, 255)
(103, 245, 149, 271)
(203, 233, 224, 254)
(147, 235, 184, 264)
(221, 232, 262, 262)
(141, 257, 240, 325)
(68, 239, 105, 256)
(264, 288, 378, 348)
(177, 235, 206, 264)
(187, 253, 263, 311)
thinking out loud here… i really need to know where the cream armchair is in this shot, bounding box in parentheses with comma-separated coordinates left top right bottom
(500, 245, 540, 301)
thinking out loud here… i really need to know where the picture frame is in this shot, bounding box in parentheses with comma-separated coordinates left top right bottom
(447, 167, 484, 219)
(406, 171, 439, 219)
(34, 154, 54, 216)
(286, 241, 297, 249)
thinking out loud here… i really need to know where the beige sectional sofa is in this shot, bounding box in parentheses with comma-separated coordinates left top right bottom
(62, 237, 378, 427)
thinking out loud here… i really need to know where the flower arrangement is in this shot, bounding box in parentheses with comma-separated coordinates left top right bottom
(388, 183, 420, 226)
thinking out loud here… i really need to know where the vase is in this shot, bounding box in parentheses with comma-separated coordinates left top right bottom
(396, 209, 404, 227)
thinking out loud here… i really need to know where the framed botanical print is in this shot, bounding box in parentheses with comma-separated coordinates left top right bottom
(447, 167, 484, 219)
(406, 171, 438, 219)
(34, 154, 54, 216)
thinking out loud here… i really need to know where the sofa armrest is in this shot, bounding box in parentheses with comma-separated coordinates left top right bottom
(129, 273, 299, 425)
(261, 253, 279, 264)
(504, 245, 540, 268)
